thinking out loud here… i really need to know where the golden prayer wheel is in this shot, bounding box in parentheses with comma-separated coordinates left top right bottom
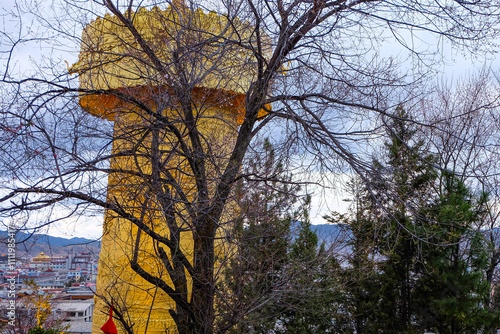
(70, 3, 268, 333)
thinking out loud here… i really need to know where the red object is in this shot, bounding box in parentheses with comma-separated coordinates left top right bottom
(100, 305, 118, 334)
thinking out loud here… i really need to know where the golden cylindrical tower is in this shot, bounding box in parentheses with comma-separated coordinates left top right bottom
(70, 3, 267, 333)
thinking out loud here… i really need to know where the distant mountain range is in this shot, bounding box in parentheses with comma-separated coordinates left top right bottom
(0, 230, 101, 258)
(312, 223, 349, 239)
(0, 223, 349, 259)
(290, 221, 351, 243)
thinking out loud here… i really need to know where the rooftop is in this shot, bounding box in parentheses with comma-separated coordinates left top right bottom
(61, 321, 92, 333)
(54, 300, 94, 312)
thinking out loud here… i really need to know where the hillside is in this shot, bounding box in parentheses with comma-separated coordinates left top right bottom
(0, 230, 101, 258)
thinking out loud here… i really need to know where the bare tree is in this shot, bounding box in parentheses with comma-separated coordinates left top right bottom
(416, 72, 500, 323)
(2, 0, 500, 333)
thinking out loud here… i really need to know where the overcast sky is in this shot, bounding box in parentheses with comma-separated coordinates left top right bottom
(2, 1, 500, 239)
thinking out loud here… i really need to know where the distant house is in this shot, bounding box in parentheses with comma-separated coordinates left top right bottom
(53, 300, 94, 322)
(0, 283, 12, 298)
(38, 281, 65, 290)
(18, 270, 56, 285)
(19, 264, 38, 274)
(67, 268, 83, 281)
(69, 252, 93, 271)
(54, 300, 94, 334)
(58, 285, 95, 300)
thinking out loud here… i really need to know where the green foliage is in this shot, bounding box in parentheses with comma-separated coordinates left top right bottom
(219, 140, 345, 333)
(225, 198, 345, 333)
(412, 174, 498, 333)
(325, 183, 385, 334)
(290, 197, 319, 262)
(222, 112, 500, 333)
(365, 106, 437, 333)
(272, 202, 345, 334)
(328, 107, 500, 333)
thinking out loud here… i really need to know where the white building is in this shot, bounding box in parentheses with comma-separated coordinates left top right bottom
(53, 300, 94, 323)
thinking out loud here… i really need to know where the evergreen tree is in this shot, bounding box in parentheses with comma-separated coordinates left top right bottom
(229, 199, 346, 334)
(374, 106, 437, 333)
(219, 140, 345, 333)
(328, 107, 500, 333)
(217, 139, 296, 333)
(381, 107, 436, 333)
(325, 181, 384, 334)
(413, 174, 498, 333)
(273, 199, 346, 334)
(328, 106, 438, 333)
